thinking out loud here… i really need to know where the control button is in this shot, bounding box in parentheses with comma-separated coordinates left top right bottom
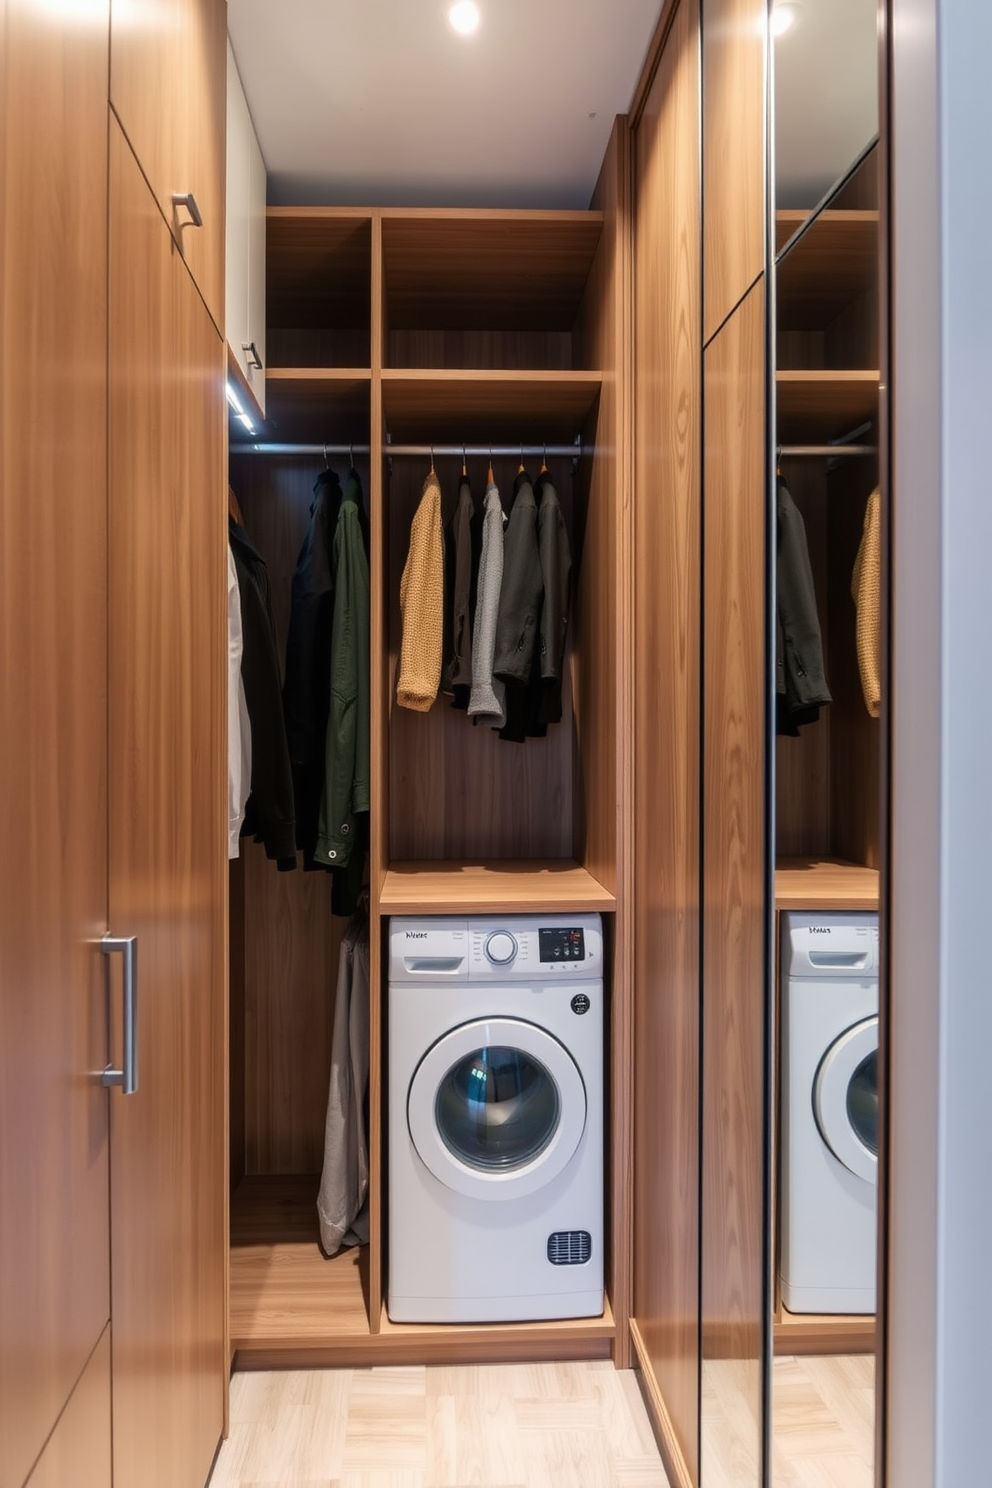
(571, 993, 591, 1015)
(485, 931, 517, 965)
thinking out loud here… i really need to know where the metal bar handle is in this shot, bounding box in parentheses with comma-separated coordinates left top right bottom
(242, 340, 263, 371)
(101, 934, 139, 1095)
(171, 191, 203, 229)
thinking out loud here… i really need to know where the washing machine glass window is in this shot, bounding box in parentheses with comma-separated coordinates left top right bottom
(814, 1015, 879, 1184)
(846, 1048, 878, 1155)
(407, 1015, 588, 1202)
(435, 1045, 560, 1171)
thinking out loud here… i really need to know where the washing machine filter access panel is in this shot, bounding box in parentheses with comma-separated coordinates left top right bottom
(387, 914, 605, 1325)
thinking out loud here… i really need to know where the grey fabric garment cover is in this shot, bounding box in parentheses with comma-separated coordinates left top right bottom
(317, 922, 370, 1257)
(467, 479, 507, 727)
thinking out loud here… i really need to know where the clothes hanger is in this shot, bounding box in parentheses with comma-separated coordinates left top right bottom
(518, 442, 525, 476)
(540, 442, 548, 476)
(462, 445, 467, 478)
(429, 445, 435, 475)
(487, 445, 494, 485)
(228, 485, 244, 525)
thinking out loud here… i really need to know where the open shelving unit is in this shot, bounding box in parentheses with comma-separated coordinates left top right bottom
(228, 185, 629, 1367)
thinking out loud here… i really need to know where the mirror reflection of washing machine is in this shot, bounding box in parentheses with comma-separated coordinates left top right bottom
(780, 912, 879, 1315)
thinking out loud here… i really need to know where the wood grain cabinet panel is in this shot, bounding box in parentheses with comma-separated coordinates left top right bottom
(108, 119, 227, 1488)
(702, 0, 766, 342)
(110, 0, 227, 332)
(630, 1, 702, 1482)
(0, 5, 112, 1484)
(701, 281, 767, 1422)
(25, 1331, 113, 1488)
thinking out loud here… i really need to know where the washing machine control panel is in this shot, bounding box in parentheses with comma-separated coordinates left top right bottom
(388, 914, 603, 981)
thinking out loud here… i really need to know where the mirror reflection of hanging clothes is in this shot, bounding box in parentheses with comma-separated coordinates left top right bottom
(775, 476, 832, 735)
(851, 488, 882, 717)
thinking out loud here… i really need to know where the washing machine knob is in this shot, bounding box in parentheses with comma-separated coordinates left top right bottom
(484, 930, 517, 965)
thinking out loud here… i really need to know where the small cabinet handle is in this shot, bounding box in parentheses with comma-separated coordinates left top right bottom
(171, 191, 203, 229)
(101, 934, 139, 1095)
(243, 341, 263, 371)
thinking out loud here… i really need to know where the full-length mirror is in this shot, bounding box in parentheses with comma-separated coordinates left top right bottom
(770, 2, 882, 1485)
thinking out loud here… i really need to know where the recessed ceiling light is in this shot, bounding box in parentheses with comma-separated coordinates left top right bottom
(771, 4, 800, 37)
(449, 2, 481, 36)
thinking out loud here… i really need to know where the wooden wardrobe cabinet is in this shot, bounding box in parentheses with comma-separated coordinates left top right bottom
(1, 9, 228, 1488)
(0, 5, 113, 1485)
(107, 118, 227, 1488)
(110, 0, 227, 333)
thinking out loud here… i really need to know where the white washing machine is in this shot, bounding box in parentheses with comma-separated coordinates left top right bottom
(780, 911, 879, 1314)
(387, 913, 604, 1324)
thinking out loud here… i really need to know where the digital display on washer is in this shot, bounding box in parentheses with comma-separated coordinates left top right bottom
(539, 927, 586, 962)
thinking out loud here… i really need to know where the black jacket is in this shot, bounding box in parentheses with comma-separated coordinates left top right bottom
(441, 475, 479, 710)
(282, 469, 344, 865)
(535, 472, 571, 726)
(776, 478, 831, 735)
(229, 517, 297, 867)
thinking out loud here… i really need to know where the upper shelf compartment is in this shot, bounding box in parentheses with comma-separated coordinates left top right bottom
(267, 210, 372, 369)
(381, 209, 604, 371)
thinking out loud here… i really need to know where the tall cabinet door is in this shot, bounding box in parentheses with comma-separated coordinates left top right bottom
(107, 119, 227, 1488)
(109, 0, 227, 331)
(0, 4, 112, 1485)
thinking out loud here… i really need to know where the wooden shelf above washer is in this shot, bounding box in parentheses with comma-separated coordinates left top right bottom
(378, 860, 617, 916)
(775, 858, 880, 912)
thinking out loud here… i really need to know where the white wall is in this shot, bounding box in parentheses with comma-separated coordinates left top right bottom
(888, 1, 992, 1482)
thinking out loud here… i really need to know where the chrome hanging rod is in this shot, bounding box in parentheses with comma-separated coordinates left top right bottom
(778, 444, 876, 458)
(229, 441, 584, 459)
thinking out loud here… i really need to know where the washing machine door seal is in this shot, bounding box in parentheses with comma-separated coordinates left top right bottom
(813, 1015, 879, 1185)
(407, 1016, 587, 1201)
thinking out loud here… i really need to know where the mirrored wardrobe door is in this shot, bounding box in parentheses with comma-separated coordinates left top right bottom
(769, 4, 884, 1488)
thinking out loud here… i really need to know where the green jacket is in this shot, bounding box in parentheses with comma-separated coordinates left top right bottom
(315, 472, 370, 874)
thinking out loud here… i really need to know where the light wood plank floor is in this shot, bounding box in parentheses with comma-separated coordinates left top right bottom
(208, 1361, 672, 1488)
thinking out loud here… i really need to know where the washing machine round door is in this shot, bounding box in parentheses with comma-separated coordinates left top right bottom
(407, 1017, 587, 1201)
(813, 1015, 878, 1184)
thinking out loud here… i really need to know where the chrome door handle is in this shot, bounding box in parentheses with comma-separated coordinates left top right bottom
(101, 934, 138, 1095)
(242, 341, 263, 371)
(171, 191, 203, 228)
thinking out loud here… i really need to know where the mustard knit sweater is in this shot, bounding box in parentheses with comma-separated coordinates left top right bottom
(397, 471, 444, 712)
(851, 488, 881, 718)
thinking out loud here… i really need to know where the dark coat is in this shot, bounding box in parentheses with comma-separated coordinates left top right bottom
(441, 475, 479, 710)
(282, 469, 344, 864)
(494, 472, 543, 685)
(776, 477, 831, 735)
(535, 471, 571, 726)
(229, 516, 297, 868)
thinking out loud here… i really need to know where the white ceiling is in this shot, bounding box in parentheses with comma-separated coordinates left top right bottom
(227, 0, 663, 209)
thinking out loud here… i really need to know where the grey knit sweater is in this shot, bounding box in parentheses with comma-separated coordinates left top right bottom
(468, 480, 507, 726)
